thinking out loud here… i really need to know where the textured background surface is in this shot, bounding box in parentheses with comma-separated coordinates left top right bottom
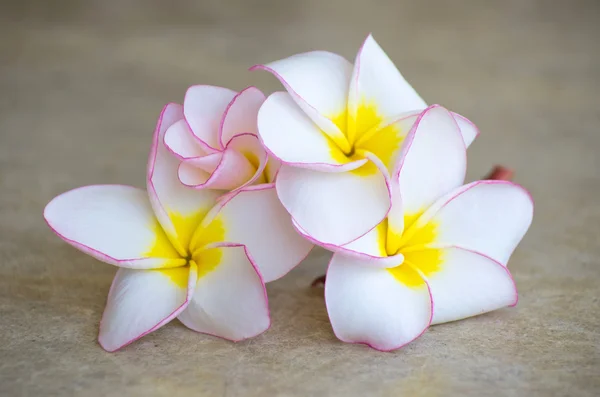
(1, 0, 599, 396)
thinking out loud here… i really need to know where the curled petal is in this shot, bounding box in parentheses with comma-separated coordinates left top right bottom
(200, 185, 313, 282)
(184, 85, 237, 150)
(178, 134, 263, 191)
(423, 247, 518, 325)
(147, 103, 221, 255)
(406, 181, 534, 266)
(252, 51, 353, 152)
(220, 86, 266, 146)
(275, 158, 391, 246)
(179, 244, 270, 341)
(257, 92, 366, 172)
(395, 105, 467, 228)
(325, 253, 432, 351)
(44, 185, 183, 269)
(164, 119, 208, 160)
(98, 263, 197, 352)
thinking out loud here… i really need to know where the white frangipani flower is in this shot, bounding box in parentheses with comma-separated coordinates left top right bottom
(253, 34, 479, 246)
(294, 105, 533, 351)
(44, 103, 312, 352)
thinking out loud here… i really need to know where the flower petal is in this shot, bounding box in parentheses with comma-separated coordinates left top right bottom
(325, 253, 432, 351)
(252, 51, 353, 153)
(179, 135, 261, 191)
(451, 112, 479, 148)
(257, 92, 366, 172)
(178, 244, 270, 341)
(98, 263, 197, 352)
(347, 35, 426, 143)
(164, 119, 209, 160)
(44, 185, 184, 269)
(264, 155, 281, 183)
(293, 218, 404, 267)
(422, 247, 518, 325)
(408, 181, 534, 266)
(275, 160, 391, 246)
(220, 86, 266, 146)
(200, 185, 313, 282)
(395, 105, 467, 225)
(183, 85, 237, 150)
(147, 103, 221, 255)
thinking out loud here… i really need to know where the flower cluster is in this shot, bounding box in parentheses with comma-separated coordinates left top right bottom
(44, 34, 533, 352)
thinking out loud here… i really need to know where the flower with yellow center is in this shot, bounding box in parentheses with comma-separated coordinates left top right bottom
(253, 34, 479, 246)
(164, 85, 280, 192)
(44, 104, 312, 352)
(295, 106, 533, 351)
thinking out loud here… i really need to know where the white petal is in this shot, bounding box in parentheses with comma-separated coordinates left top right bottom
(220, 86, 266, 146)
(147, 103, 221, 254)
(184, 85, 237, 150)
(257, 92, 366, 172)
(198, 185, 313, 282)
(348, 35, 426, 143)
(44, 185, 183, 269)
(275, 161, 390, 246)
(424, 247, 518, 325)
(294, 219, 404, 268)
(178, 136, 260, 191)
(98, 263, 196, 352)
(411, 181, 534, 266)
(164, 119, 208, 160)
(325, 253, 432, 351)
(179, 245, 270, 341)
(395, 105, 467, 223)
(451, 112, 479, 148)
(252, 51, 353, 152)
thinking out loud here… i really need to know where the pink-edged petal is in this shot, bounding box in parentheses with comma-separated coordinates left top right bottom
(252, 51, 353, 153)
(147, 103, 221, 255)
(44, 185, 184, 269)
(294, 218, 404, 268)
(200, 185, 313, 282)
(358, 110, 477, 167)
(164, 119, 208, 160)
(220, 86, 266, 146)
(325, 253, 432, 351)
(180, 152, 223, 174)
(183, 85, 237, 150)
(409, 181, 534, 266)
(275, 159, 391, 246)
(179, 244, 270, 341)
(422, 247, 517, 325)
(347, 35, 426, 143)
(395, 105, 467, 226)
(98, 262, 197, 352)
(451, 112, 479, 148)
(257, 92, 366, 172)
(179, 134, 267, 191)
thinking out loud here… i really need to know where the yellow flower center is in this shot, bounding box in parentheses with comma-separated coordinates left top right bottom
(377, 213, 443, 288)
(326, 102, 406, 176)
(145, 211, 227, 288)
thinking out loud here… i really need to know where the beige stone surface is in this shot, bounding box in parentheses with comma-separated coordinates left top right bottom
(1, 0, 599, 396)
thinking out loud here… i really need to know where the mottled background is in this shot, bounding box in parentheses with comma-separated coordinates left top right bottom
(1, 0, 599, 396)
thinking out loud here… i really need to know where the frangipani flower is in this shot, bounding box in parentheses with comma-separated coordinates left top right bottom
(295, 105, 533, 351)
(164, 85, 280, 192)
(43, 103, 312, 352)
(253, 34, 480, 245)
